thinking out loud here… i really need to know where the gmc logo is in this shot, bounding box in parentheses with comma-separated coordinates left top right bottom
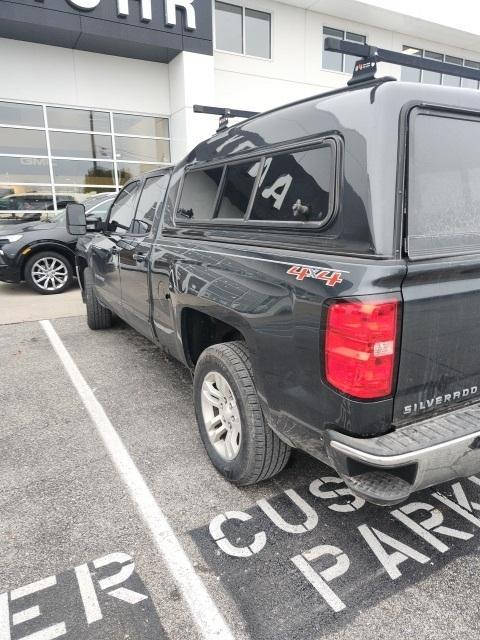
(37, 0, 197, 29)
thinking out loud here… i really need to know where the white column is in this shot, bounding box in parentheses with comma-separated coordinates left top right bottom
(168, 51, 217, 163)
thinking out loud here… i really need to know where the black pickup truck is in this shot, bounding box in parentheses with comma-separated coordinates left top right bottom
(67, 42, 480, 505)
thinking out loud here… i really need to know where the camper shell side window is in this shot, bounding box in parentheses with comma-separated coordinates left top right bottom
(174, 137, 340, 230)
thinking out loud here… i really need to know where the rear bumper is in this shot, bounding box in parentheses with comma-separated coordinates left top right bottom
(327, 402, 480, 505)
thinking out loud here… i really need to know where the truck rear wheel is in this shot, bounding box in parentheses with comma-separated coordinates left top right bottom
(84, 267, 112, 330)
(194, 341, 291, 485)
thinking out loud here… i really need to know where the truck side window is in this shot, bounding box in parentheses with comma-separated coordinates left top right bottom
(249, 146, 332, 223)
(131, 174, 170, 234)
(108, 181, 140, 233)
(176, 167, 223, 221)
(216, 160, 260, 219)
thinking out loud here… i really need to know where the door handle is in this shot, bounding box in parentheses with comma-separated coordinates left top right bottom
(133, 253, 146, 263)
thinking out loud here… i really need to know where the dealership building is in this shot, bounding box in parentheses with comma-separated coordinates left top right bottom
(1, 0, 480, 216)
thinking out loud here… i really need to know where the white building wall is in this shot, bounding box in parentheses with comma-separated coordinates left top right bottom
(0, 37, 170, 116)
(168, 52, 217, 162)
(3, 0, 480, 161)
(213, 0, 480, 114)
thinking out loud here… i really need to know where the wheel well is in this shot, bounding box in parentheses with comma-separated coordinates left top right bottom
(21, 244, 75, 280)
(182, 308, 245, 366)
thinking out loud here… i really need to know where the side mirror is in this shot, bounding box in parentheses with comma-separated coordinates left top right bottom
(66, 203, 87, 236)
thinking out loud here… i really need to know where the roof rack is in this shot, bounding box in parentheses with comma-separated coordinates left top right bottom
(193, 104, 259, 132)
(324, 38, 480, 86)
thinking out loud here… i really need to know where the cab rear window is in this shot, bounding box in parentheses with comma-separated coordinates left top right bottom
(408, 111, 480, 258)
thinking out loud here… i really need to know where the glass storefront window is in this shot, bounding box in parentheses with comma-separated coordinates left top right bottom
(0, 157, 51, 183)
(245, 9, 271, 58)
(113, 113, 169, 138)
(215, 2, 243, 54)
(53, 186, 116, 203)
(0, 102, 170, 221)
(53, 159, 116, 186)
(0, 102, 44, 127)
(215, 2, 271, 59)
(322, 27, 343, 72)
(0, 186, 54, 222)
(344, 32, 366, 75)
(463, 61, 480, 89)
(401, 46, 422, 82)
(47, 107, 111, 133)
(402, 46, 480, 89)
(322, 27, 367, 73)
(0, 128, 48, 156)
(115, 137, 170, 163)
(0, 186, 13, 198)
(50, 131, 113, 159)
(443, 55, 462, 87)
(423, 50, 443, 85)
(117, 162, 165, 185)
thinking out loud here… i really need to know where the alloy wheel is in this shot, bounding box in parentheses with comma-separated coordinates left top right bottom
(201, 371, 242, 461)
(31, 256, 69, 292)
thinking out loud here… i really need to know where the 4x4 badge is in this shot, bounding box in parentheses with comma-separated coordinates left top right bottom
(286, 265, 345, 287)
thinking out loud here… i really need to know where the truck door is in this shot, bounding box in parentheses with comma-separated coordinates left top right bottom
(119, 173, 170, 341)
(91, 181, 141, 311)
(394, 108, 480, 424)
(149, 174, 183, 360)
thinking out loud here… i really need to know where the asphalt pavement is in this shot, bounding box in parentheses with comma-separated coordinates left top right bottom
(1, 291, 480, 640)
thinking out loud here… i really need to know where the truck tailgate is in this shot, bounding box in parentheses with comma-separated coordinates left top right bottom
(394, 258, 480, 424)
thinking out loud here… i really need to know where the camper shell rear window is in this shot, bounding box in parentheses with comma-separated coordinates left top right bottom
(408, 108, 480, 259)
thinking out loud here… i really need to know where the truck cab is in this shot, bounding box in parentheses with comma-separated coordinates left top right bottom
(68, 45, 480, 505)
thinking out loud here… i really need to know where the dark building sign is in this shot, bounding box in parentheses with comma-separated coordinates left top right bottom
(0, 0, 212, 62)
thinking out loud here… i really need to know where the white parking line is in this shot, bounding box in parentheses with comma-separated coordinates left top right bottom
(40, 320, 235, 640)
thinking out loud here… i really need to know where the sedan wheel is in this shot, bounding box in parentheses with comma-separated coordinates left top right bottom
(25, 251, 73, 295)
(31, 257, 68, 292)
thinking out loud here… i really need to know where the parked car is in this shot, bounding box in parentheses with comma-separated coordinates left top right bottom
(67, 43, 480, 505)
(0, 192, 115, 294)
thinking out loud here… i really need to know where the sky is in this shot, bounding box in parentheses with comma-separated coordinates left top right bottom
(369, 0, 480, 35)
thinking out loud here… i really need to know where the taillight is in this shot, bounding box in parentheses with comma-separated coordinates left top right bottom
(324, 298, 399, 400)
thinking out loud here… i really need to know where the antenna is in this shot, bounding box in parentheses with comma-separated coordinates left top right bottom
(324, 38, 480, 86)
(193, 104, 259, 132)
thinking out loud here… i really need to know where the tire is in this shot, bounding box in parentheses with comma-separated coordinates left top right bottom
(25, 251, 73, 295)
(194, 341, 291, 485)
(84, 267, 113, 330)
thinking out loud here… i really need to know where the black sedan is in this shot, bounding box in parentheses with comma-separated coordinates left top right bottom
(0, 193, 115, 294)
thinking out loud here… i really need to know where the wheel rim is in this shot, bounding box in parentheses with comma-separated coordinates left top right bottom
(31, 257, 68, 291)
(201, 371, 242, 461)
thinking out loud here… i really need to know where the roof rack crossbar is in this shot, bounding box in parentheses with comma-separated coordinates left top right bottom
(193, 104, 259, 132)
(324, 38, 480, 85)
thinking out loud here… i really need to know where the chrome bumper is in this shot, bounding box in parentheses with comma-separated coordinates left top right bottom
(327, 402, 480, 505)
